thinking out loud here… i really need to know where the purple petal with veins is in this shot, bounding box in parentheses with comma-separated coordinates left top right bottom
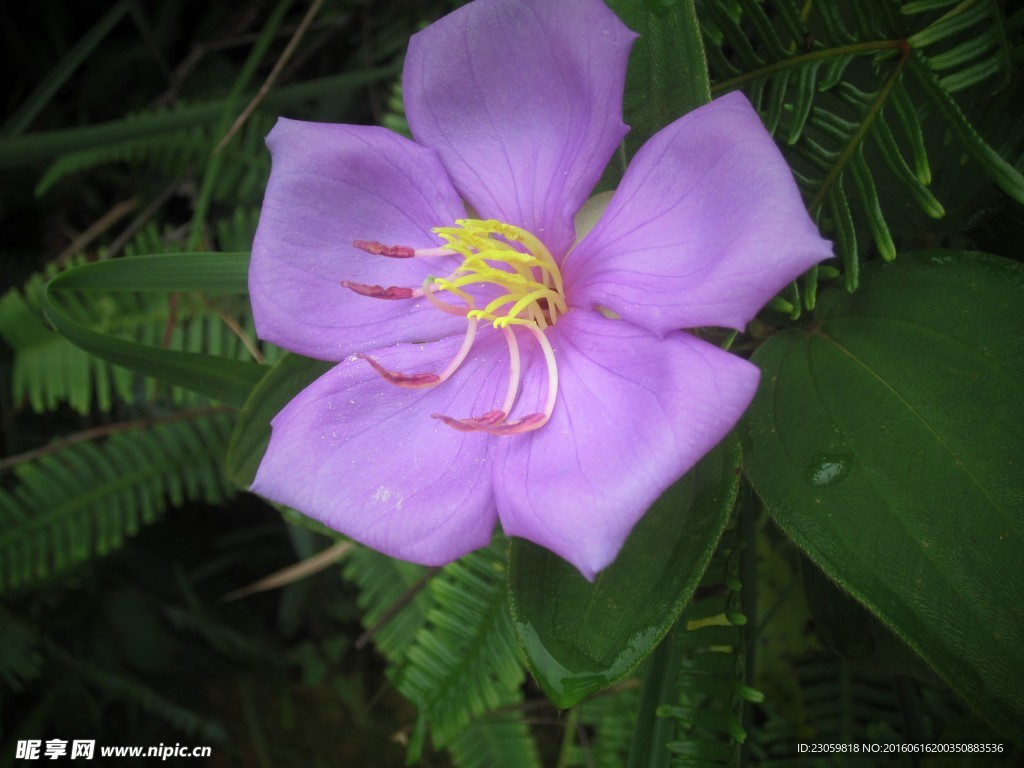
(249, 0, 831, 579)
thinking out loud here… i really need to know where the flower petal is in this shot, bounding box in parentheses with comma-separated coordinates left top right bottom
(252, 328, 514, 565)
(250, 118, 469, 361)
(566, 92, 833, 334)
(404, 0, 636, 256)
(493, 311, 759, 580)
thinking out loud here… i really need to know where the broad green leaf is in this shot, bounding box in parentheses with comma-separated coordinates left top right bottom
(225, 352, 332, 489)
(1, 411, 236, 593)
(43, 253, 264, 409)
(801, 560, 943, 686)
(619, 0, 711, 147)
(600, 0, 711, 187)
(742, 250, 1024, 741)
(508, 436, 741, 709)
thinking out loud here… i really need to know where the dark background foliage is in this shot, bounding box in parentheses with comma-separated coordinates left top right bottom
(1, 0, 1021, 766)
(1, 2, 463, 764)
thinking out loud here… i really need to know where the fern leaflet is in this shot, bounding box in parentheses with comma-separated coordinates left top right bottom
(0, 253, 266, 414)
(658, 520, 759, 768)
(697, 0, 1018, 301)
(395, 540, 525, 749)
(0, 411, 236, 592)
(448, 689, 542, 768)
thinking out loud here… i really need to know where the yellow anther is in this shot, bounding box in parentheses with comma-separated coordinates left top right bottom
(492, 316, 533, 329)
(454, 267, 530, 287)
(429, 219, 566, 331)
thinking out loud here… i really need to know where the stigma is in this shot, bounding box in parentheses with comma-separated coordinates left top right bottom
(343, 219, 564, 435)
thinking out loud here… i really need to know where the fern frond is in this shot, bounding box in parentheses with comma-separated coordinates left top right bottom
(909, 50, 1024, 205)
(658, 521, 759, 768)
(342, 546, 434, 665)
(0, 263, 132, 413)
(395, 540, 525, 749)
(698, 0, 1020, 301)
(214, 206, 262, 253)
(36, 131, 207, 197)
(448, 690, 542, 768)
(120, 220, 187, 257)
(0, 411, 236, 593)
(0, 256, 263, 414)
(748, 655, 904, 766)
(34, 111, 274, 202)
(562, 687, 641, 768)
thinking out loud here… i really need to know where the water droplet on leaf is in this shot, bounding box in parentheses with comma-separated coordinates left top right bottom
(805, 453, 854, 487)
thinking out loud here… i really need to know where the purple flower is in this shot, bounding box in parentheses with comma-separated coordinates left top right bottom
(248, 0, 831, 579)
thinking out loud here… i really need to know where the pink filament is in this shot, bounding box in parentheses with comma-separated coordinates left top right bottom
(357, 316, 478, 390)
(499, 327, 520, 416)
(348, 229, 560, 436)
(430, 324, 557, 436)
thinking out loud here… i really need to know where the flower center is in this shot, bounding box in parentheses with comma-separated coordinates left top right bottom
(343, 219, 564, 435)
(430, 219, 567, 329)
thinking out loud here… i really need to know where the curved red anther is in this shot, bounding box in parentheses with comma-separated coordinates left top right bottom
(353, 240, 416, 258)
(479, 413, 548, 434)
(431, 411, 505, 432)
(357, 353, 440, 388)
(341, 281, 414, 300)
(476, 410, 506, 424)
(431, 411, 547, 434)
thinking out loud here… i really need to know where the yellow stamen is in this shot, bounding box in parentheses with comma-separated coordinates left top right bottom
(349, 218, 565, 436)
(431, 219, 566, 329)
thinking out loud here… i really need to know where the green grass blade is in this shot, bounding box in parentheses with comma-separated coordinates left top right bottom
(43, 254, 262, 408)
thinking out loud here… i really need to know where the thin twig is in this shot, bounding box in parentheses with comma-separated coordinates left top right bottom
(222, 539, 354, 602)
(155, 4, 263, 108)
(216, 0, 326, 154)
(199, 294, 266, 364)
(56, 197, 140, 265)
(0, 405, 231, 472)
(106, 179, 182, 259)
(206, 16, 344, 53)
